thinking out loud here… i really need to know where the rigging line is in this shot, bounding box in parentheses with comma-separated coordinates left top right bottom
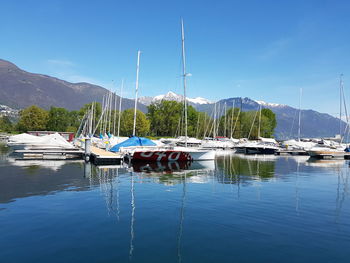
(231, 108, 241, 138)
(289, 108, 298, 139)
(248, 108, 259, 140)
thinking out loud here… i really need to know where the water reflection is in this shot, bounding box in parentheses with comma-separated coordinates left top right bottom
(129, 160, 215, 174)
(306, 158, 347, 168)
(1, 151, 350, 262)
(0, 143, 11, 161)
(215, 154, 276, 184)
(335, 165, 350, 222)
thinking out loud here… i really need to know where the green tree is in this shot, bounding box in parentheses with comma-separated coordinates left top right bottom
(147, 101, 204, 138)
(121, 109, 150, 136)
(260, 108, 277, 137)
(217, 107, 277, 139)
(66, 110, 80, 133)
(46, 107, 70, 131)
(17, 105, 48, 132)
(79, 102, 102, 121)
(195, 111, 212, 138)
(147, 101, 182, 136)
(187, 105, 199, 137)
(0, 116, 13, 132)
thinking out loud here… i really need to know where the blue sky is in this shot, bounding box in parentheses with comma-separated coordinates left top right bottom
(1, 0, 350, 115)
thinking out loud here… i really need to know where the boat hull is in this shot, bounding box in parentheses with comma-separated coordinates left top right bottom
(244, 147, 277, 155)
(131, 149, 215, 161)
(307, 150, 345, 159)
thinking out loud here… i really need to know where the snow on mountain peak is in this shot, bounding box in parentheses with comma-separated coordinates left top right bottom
(139, 91, 211, 105)
(188, 97, 212, 104)
(255, 100, 285, 107)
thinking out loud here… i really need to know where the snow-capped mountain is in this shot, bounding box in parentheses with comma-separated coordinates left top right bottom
(137, 92, 343, 139)
(188, 97, 212, 105)
(139, 91, 211, 106)
(254, 100, 286, 108)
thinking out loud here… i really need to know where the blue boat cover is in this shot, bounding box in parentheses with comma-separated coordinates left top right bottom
(110, 136, 156, 152)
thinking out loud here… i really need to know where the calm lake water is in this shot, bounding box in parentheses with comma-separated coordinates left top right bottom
(0, 145, 349, 263)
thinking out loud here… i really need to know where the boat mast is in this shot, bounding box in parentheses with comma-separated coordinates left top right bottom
(117, 79, 123, 140)
(108, 89, 113, 134)
(181, 19, 188, 147)
(224, 102, 227, 137)
(340, 74, 343, 138)
(258, 104, 262, 138)
(133, 50, 141, 137)
(113, 89, 117, 136)
(298, 88, 302, 141)
(100, 94, 105, 134)
(213, 102, 217, 139)
(90, 102, 94, 136)
(230, 100, 235, 138)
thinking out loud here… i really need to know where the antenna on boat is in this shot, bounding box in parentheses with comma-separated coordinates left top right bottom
(133, 50, 141, 137)
(181, 19, 188, 147)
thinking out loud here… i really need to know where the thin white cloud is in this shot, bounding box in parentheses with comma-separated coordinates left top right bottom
(45, 58, 112, 89)
(47, 59, 75, 67)
(259, 37, 292, 60)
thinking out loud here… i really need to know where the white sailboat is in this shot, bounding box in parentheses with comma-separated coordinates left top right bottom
(306, 75, 347, 158)
(123, 20, 215, 161)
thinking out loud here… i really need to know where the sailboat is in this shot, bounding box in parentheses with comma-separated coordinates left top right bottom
(306, 75, 348, 159)
(121, 20, 215, 162)
(237, 105, 279, 154)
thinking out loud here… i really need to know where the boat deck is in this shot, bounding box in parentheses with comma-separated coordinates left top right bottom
(90, 146, 123, 165)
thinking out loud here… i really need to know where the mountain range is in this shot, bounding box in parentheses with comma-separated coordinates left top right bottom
(0, 59, 146, 112)
(141, 92, 345, 139)
(0, 59, 344, 139)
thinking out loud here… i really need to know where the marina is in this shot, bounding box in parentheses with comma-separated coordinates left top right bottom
(1, 2, 350, 262)
(4, 131, 350, 163)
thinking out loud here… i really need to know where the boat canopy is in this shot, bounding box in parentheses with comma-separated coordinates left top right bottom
(8, 132, 74, 148)
(109, 136, 156, 152)
(258, 137, 277, 144)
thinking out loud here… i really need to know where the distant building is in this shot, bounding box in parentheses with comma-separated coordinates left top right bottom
(0, 104, 19, 118)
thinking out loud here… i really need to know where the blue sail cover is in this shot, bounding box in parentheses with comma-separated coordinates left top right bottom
(109, 136, 156, 152)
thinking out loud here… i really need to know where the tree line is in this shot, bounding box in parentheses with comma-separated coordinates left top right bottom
(0, 101, 276, 139)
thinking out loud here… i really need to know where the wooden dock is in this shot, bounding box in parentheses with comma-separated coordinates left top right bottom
(90, 146, 123, 165)
(14, 145, 123, 164)
(15, 148, 84, 160)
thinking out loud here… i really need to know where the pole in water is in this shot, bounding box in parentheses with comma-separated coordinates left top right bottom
(133, 51, 141, 137)
(84, 138, 91, 162)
